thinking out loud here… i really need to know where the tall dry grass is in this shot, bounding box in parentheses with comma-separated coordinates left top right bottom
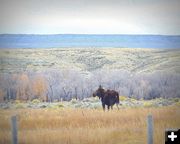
(0, 106, 180, 144)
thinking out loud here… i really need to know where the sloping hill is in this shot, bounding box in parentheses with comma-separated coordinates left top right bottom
(0, 48, 180, 73)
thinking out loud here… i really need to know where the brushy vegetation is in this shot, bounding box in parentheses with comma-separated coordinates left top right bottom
(1, 69, 180, 102)
(0, 97, 179, 109)
(0, 106, 179, 144)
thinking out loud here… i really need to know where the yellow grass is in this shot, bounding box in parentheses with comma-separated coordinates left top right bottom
(0, 106, 180, 144)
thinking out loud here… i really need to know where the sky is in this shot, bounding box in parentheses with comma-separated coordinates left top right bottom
(0, 0, 180, 35)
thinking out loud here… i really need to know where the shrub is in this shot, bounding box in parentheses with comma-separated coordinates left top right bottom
(15, 103, 25, 109)
(74, 103, 82, 108)
(173, 98, 179, 103)
(31, 99, 41, 104)
(47, 103, 64, 109)
(92, 97, 100, 102)
(71, 99, 78, 104)
(57, 103, 64, 108)
(14, 100, 21, 104)
(119, 96, 127, 101)
(175, 101, 180, 106)
(143, 101, 153, 107)
(90, 103, 101, 109)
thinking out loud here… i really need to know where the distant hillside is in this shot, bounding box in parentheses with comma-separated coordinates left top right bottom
(0, 34, 180, 48)
(0, 48, 180, 73)
(1, 48, 180, 101)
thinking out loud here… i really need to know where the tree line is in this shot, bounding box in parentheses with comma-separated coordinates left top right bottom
(0, 69, 180, 102)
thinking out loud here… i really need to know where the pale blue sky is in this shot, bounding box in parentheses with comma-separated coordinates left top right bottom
(0, 0, 180, 35)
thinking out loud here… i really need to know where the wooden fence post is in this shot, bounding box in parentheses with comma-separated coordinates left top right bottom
(147, 114, 153, 144)
(11, 115, 18, 144)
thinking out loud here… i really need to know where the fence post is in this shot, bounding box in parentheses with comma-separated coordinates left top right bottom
(147, 114, 153, 144)
(11, 115, 18, 144)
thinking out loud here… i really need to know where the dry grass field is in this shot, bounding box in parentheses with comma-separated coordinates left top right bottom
(0, 106, 180, 144)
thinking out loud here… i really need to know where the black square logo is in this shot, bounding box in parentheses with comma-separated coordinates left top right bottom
(165, 129, 179, 144)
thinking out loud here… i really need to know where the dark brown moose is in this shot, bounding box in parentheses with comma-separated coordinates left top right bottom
(93, 85, 120, 111)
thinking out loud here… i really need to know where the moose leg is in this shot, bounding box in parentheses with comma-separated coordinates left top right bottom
(107, 105, 110, 111)
(116, 103, 119, 110)
(102, 103, 105, 111)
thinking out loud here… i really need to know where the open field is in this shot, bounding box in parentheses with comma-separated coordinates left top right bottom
(0, 48, 180, 73)
(0, 106, 180, 144)
(0, 48, 179, 144)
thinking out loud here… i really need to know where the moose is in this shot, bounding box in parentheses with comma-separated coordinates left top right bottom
(93, 85, 120, 111)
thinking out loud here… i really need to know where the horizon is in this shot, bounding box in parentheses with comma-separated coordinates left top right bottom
(1, 34, 180, 49)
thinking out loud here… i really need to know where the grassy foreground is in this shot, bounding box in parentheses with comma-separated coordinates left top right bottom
(0, 106, 180, 144)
